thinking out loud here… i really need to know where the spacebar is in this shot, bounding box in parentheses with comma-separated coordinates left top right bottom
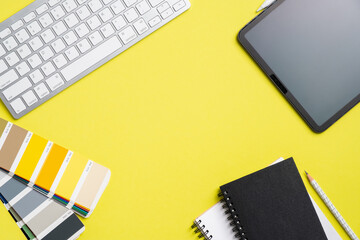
(61, 36, 122, 82)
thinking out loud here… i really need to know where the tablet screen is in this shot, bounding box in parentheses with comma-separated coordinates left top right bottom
(244, 0, 360, 126)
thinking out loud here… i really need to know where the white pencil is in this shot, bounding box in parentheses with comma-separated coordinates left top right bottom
(306, 171, 359, 240)
(257, 0, 276, 12)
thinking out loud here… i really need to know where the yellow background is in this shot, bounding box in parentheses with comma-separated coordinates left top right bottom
(0, 0, 359, 239)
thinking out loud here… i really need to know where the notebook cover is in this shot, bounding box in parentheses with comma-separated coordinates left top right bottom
(220, 158, 328, 240)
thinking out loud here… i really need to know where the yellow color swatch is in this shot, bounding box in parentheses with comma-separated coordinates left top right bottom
(15, 134, 48, 181)
(76, 162, 109, 210)
(55, 153, 88, 202)
(35, 144, 68, 191)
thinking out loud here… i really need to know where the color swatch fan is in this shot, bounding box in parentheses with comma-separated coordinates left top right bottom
(0, 118, 110, 217)
(0, 170, 85, 240)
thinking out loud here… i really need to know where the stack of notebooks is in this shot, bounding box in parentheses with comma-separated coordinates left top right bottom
(192, 158, 342, 240)
(0, 118, 111, 239)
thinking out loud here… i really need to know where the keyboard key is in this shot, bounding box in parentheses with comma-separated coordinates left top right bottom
(0, 60, 7, 74)
(77, 0, 87, 4)
(4, 37, 18, 51)
(17, 44, 32, 59)
(28, 54, 43, 68)
(64, 31, 78, 45)
(24, 12, 36, 23)
(149, 16, 161, 27)
(29, 69, 44, 84)
(27, 21, 42, 35)
(36, 4, 49, 15)
(53, 54, 68, 68)
(123, 0, 137, 7)
(100, 23, 115, 38)
(0, 45, 5, 57)
(15, 29, 30, 43)
(77, 6, 91, 20)
(0, 28, 11, 39)
(51, 39, 66, 53)
(41, 29, 56, 43)
(49, 0, 61, 7)
(0, 69, 18, 89)
(29, 37, 43, 51)
(173, 0, 185, 11)
(102, 0, 113, 4)
(63, 0, 78, 12)
(65, 14, 79, 28)
(5, 52, 20, 66)
(65, 46, 80, 61)
(136, 1, 150, 15)
(157, 2, 170, 13)
(40, 46, 54, 61)
(148, 0, 162, 7)
(15, 62, 30, 76)
(10, 98, 26, 114)
(77, 39, 91, 53)
(46, 73, 64, 91)
(124, 8, 139, 22)
(99, 8, 114, 22)
(11, 20, 24, 31)
(3, 77, 32, 101)
(89, 31, 103, 45)
(34, 83, 49, 98)
(161, 7, 173, 19)
(61, 36, 122, 81)
(39, 13, 54, 28)
(111, 0, 125, 14)
(51, 5, 66, 20)
(119, 26, 136, 44)
(88, 0, 103, 12)
(87, 16, 101, 30)
(41, 62, 56, 76)
(53, 21, 67, 35)
(112, 16, 126, 30)
(133, 18, 148, 35)
(75, 23, 90, 38)
(22, 90, 38, 106)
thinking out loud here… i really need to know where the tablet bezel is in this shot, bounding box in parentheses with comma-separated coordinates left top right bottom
(238, 0, 360, 133)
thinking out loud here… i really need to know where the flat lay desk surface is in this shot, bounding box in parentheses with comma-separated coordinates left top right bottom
(0, 0, 359, 239)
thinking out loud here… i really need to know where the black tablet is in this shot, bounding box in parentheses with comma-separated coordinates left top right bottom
(239, 0, 360, 132)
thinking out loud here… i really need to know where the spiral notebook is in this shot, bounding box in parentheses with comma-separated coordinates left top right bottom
(192, 158, 341, 240)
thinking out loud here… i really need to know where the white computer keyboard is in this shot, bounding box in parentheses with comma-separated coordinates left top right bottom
(0, 0, 190, 118)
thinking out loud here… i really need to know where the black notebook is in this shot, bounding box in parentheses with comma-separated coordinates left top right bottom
(219, 158, 328, 240)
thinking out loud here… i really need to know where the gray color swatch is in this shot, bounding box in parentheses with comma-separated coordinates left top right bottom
(27, 201, 68, 236)
(13, 189, 47, 219)
(0, 178, 26, 201)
